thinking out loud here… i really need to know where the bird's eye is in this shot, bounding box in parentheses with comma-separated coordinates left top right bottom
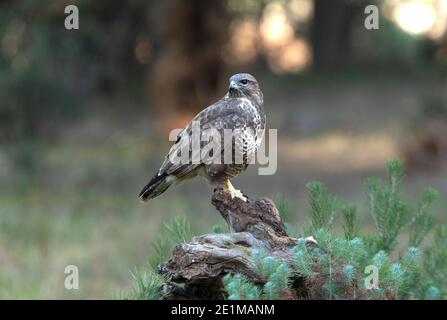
(240, 79, 248, 85)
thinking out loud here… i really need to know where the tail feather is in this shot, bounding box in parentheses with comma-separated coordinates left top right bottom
(138, 174, 175, 201)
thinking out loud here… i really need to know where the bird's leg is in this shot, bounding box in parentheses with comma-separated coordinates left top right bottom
(222, 180, 247, 202)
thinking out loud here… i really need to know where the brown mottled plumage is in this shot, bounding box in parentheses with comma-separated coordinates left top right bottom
(139, 73, 265, 202)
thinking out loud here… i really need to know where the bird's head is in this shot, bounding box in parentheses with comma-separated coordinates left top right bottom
(228, 73, 263, 105)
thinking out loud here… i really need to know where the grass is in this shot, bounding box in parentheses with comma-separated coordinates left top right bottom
(1, 176, 442, 298)
(0, 189, 209, 299)
(0, 73, 446, 298)
(0, 131, 226, 299)
(1, 138, 445, 299)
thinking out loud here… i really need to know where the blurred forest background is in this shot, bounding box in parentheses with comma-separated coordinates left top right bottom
(0, 0, 446, 298)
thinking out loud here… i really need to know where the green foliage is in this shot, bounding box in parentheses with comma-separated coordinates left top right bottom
(263, 264, 292, 299)
(211, 223, 228, 234)
(130, 161, 445, 300)
(148, 237, 172, 271)
(273, 194, 289, 221)
(305, 182, 339, 233)
(273, 194, 294, 235)
(291, 239, 314, 279)
(127, 269, 165, 300)
(223, 160, 446, 300)
(163, 216, 191, 244)
(409, 188, 438, 247)
(288, 231, 424, 299)
(394, 247, 420, 299)
(252, 251, 281, 279)
(148, 216, 191, 271)
(342, 264, 355, 285)
(366, 160, 409, 252)
(224, 274, 261, 300)
(129, 216, 192, 299)
(224, 251, 291, 300)
(366, 160, 438, 252)
(418, 226, 447, 299)
(342, 204, 358, 240)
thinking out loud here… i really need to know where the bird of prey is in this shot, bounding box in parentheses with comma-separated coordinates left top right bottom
(139, 73, 265, 202)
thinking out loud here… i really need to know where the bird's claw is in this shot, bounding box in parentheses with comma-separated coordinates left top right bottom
(229, 188, 247, 202)
(221, 180, 247, 202)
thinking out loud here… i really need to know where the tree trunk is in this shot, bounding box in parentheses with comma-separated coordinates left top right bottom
(159, 190, 317, 300)
(311, 0, 362, 69)
(148, 0, 230, 135)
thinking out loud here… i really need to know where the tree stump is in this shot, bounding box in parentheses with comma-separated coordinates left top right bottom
(159, 189, 316, 299)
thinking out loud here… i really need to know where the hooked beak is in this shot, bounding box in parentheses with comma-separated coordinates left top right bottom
(229, 80, 239, 91)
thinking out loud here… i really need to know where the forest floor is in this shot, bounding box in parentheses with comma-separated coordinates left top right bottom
(0, 71, 446, 298)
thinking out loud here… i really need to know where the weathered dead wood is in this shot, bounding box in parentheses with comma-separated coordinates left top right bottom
(159, 189, 316, 299)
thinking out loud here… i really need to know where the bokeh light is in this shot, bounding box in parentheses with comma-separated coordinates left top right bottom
(393, 1, 437, 35)
(258, 2, 312, 73)
(288, 0, 314, 23)
(260, 3, 294, 49)
(267, 38, 312, 74)
(223, 19, 258, 65)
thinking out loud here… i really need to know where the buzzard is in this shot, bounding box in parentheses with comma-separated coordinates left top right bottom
(139, 73, 265, 202)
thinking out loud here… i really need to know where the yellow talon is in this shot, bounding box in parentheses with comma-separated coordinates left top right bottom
(223, 180, 247, 202)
